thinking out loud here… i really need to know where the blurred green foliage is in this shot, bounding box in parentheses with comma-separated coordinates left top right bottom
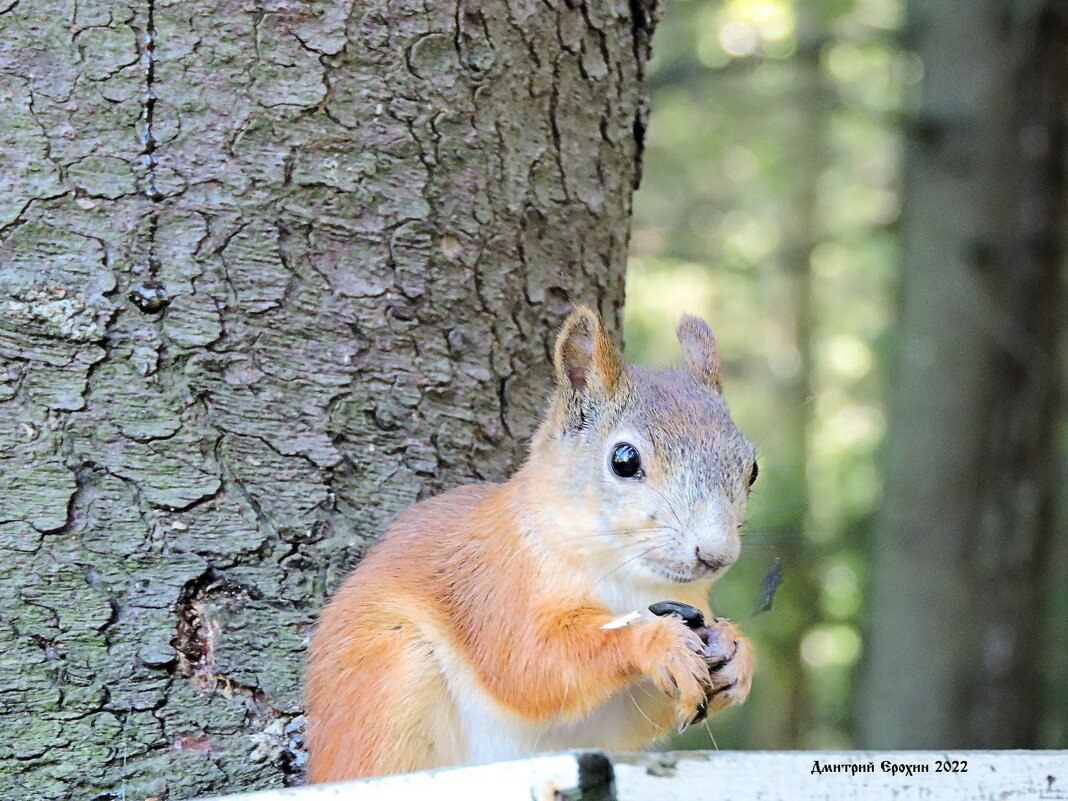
(622, 0, 918, 749)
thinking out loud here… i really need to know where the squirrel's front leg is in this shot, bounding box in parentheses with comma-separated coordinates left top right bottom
(482, 605, 711, 726)
(631, 613, 716, 728)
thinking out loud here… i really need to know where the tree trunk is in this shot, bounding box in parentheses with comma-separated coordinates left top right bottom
(860, 0, 1064, 748)
(774, 18, 829, 747)
(0, 1, 658, 796)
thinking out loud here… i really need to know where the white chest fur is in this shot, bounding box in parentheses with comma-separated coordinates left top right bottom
(444, 661, 672, 765)
(591, 574, 698, 617)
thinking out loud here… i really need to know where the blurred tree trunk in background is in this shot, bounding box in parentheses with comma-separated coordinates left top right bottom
(775, 13, 829, 747)
(0, 1, 657, 797)
(862, 0, 1065, 747)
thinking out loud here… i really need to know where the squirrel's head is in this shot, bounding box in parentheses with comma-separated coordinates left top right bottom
(527, 306, 756, 589)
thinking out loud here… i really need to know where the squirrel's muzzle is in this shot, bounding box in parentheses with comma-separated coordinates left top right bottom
(695, 546, 734, 575)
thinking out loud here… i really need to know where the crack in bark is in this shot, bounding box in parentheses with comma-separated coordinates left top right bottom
(171, 568, 307, 781)
(140, 0, 161, 202)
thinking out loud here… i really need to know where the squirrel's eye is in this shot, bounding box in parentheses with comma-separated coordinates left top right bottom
(611, 442, 642, 479)
(749, 460, 759, 487)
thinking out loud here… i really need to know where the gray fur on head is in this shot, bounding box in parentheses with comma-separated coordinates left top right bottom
(531, 306, 756, 588)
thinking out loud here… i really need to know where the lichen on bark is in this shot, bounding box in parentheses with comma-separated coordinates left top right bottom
(0, 0, 658, 797)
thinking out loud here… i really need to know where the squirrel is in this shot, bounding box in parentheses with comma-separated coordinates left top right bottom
(304, 306, 757, 782)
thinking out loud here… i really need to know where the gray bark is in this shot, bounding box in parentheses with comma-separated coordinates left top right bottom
(861, 0, 1064, 748)
(0, 0, 657, 797)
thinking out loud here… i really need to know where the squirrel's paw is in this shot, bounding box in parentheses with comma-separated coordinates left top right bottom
(692, 619, 753, 723)
(639, 616, 712, 728)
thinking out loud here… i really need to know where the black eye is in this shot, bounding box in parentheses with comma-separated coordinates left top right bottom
(749, 460, 759, 487)
(611, 442, 642, 479)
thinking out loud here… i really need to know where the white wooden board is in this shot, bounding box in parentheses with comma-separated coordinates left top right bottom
(195, 750, 1068, 801)
(198, 751, 602, 801)
(613, 751, 1068, 801)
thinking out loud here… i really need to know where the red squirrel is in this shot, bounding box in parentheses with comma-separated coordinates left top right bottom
(304, 307, 756, 782)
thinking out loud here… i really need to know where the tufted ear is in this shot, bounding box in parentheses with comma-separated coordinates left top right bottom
(677, 315, 722, 392)
(553, 305, 624, 408)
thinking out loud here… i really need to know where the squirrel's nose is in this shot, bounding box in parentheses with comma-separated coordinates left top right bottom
(695, 547, 727, 572)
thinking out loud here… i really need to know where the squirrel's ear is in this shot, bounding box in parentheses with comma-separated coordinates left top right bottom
(676, 315, 722, 392)
(553, 305, 624, 400)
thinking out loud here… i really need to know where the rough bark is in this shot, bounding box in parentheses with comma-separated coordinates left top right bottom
(0, 0, 658, 797)
(861, 0, 1064, 748)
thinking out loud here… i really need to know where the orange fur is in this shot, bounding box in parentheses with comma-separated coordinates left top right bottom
(305, 308, 756, 782)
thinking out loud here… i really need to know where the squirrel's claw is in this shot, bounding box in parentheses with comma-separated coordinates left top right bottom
(689, 699, 709, 728)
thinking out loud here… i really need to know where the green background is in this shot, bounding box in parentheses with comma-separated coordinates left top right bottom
(622, 0, 1066, 749)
